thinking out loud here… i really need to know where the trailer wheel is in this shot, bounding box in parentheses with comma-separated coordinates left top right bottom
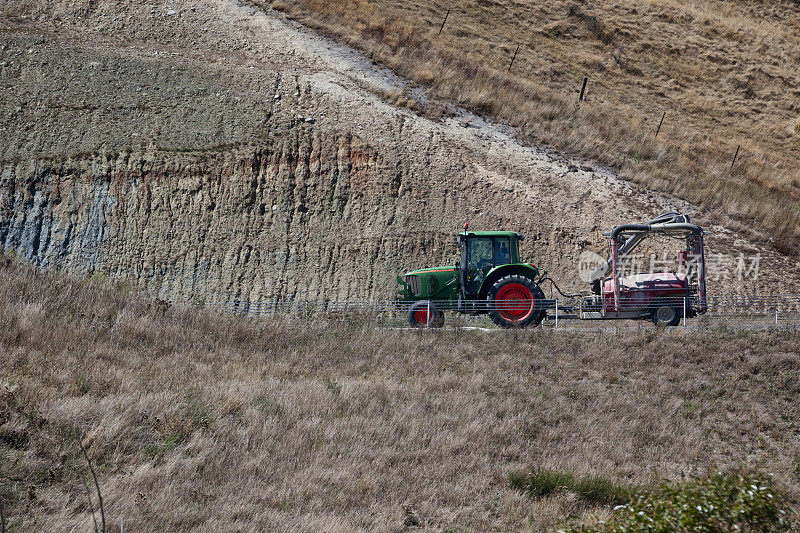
(651, 304, 680, 327)
(487, 275, 545, 328)
(407, 301, 444, 328)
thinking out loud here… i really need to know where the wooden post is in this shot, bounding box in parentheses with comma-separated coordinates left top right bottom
(731, 144, 740, 169)
(508, 44, 520, 72)
(655, 111, 666, 138)
(579, 77, 588, 101)
(555, 299, 559, 329)
(683, 297, 687, 327)
(438, 8, 450, 35)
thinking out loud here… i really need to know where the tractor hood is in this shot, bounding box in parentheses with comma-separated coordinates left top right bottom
(405, 266, 457, 276)
(397, 266, 458, 300)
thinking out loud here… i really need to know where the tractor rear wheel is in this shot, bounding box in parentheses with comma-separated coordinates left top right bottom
(487, 275, 546, 328)
(407, 301, 445, 328)
(651, 304, 680, 327)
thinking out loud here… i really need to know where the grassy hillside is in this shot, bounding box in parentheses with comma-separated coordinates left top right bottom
(1, 260, 799, 530)
(264, 0, 800, 252)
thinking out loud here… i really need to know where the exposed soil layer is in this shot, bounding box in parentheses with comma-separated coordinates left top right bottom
(1, 0, 798, 302)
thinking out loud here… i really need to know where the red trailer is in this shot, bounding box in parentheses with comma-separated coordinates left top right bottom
(577, 212, 707, 326)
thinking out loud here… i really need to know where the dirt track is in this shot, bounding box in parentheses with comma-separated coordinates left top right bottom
(1, 0, 798, 301)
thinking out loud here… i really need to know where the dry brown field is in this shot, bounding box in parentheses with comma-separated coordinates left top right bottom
(1, 260, 799, 531)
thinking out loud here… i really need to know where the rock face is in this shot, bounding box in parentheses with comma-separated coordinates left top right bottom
(0, 125, 448, 302)
(1, 0, 797, 303)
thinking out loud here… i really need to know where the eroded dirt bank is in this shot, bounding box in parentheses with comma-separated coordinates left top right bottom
(1, 0, 797, 302)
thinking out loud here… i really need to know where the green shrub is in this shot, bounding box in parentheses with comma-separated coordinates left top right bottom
(573, 475, 631, 506)
(323, 376, 342, 395)
(565, 473, 794, 532)
(143, 434, 183, 463)
(509, 468, 575, 498)
(183, 388, 213, 430)
(510, 468, 631, 505)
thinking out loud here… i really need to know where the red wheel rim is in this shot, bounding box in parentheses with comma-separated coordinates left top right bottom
(414, 309, 429, 325)
(495, 283, 534, 321)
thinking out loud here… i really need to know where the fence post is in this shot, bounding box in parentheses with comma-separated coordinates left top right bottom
(427, 300, 431, 328)
(555, 298, 559, 329)
(579, 76, 588, 101)
(438, 8, 450, 35)
(683, 297, 687, 327)
(731, 144, 740, 169)
(508, 44, 520, 72)
(655, 111, 666, 138)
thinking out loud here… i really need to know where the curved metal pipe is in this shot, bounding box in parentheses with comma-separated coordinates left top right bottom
(589, 216, 703, 282)
(611, 222, 703, 240)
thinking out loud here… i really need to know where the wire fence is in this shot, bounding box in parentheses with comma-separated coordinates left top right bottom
(208, 294, 800, 330)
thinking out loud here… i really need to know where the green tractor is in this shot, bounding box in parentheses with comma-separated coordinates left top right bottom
(397, 225, 547, 328)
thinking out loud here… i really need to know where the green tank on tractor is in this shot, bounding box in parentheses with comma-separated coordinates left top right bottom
(397, 226, 547, 328)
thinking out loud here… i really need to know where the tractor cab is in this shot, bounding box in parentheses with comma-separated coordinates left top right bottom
(456, 230, 524, 296)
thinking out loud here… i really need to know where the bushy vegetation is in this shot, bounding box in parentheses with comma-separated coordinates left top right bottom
(509, 468, 631, 506)
(511, 467, 795, 532)
(566, 473, 794, 532)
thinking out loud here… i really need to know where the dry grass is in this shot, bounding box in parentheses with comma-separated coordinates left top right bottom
(260, 0, 800, 253)
(1, 260, 800, 531)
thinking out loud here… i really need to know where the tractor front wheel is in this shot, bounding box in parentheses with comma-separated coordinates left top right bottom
(487, 275, 546, 328)
(407, 301, 445, 328)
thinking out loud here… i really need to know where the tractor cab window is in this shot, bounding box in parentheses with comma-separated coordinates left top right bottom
(468, 238, 493, 269)
(494, 238, 510, 265)
(464, 237, 502, 294)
